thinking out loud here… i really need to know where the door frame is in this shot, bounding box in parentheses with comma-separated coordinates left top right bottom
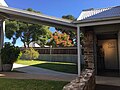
(95, 33, 119, 75)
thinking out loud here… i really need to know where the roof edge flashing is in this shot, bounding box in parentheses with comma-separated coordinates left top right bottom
(82, 8, 94, 11)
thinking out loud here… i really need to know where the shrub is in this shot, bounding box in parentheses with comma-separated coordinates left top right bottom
(22, 48, 39, 60)
(17, 52, 22, 60)
(1, 42, 20, 64)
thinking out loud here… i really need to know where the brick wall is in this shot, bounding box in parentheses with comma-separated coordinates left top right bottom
(83, 30, 95, 69)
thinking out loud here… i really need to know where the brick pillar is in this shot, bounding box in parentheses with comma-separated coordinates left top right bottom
(83, 30, 95, 69)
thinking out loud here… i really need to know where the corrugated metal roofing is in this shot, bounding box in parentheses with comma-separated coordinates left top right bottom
(77, 6, 120, 21)
(0, 0, 8, 7)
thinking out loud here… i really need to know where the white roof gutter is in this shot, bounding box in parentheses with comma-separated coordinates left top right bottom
(74, 16, 120, 27)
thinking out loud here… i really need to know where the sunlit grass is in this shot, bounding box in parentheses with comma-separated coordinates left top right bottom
(15, 60, 77, 74)
(16, 60, 76, 65)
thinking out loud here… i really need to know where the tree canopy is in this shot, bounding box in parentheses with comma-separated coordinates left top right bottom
(56, 15, 77, 46)
(5, 8, 52, 48)
(48, 31, 73, 47)
(62, 15, 76, 20)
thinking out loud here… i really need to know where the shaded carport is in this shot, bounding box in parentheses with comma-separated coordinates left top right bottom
(0, 6, 82, 75)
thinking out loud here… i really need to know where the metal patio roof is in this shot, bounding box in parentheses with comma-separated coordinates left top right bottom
(77, 6, 120, 21)
(0, 6, 76, 30)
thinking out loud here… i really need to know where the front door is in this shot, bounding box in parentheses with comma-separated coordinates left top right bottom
(97, 38, 119, 74)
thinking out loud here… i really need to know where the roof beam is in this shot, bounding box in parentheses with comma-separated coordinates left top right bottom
(0, 6, 77, 30)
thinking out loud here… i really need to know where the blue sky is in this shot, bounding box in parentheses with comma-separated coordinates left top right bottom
(4, 0, 120, 46)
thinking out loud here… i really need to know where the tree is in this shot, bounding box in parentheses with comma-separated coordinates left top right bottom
(48, 31, 73, 47)
(5, 8, 52, 48)
(62, 15, 76, 20)
(56, 15, 77, 46)
(26, 8, 41, 13)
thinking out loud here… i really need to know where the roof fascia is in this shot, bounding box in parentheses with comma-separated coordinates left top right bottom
(75, 16, 120, 27)
(0, 6, 77, 29)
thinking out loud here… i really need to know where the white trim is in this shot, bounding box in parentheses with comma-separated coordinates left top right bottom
(77, 19, 120, 27)
(77, 26, 81, 76)
(75, 15, 120, 24)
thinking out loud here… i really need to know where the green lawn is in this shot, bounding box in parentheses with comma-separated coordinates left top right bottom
(0, 78, 68, 90)
(16, 60, 77, 74)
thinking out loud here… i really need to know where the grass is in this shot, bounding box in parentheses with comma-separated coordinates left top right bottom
(16, 60, 77, 74)
(0, 78, 68, 90)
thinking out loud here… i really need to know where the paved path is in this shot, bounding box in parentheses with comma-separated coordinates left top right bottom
(8, 63, 77, 81)
(0, 72, 75, 81)
(13, 63, 77, 76)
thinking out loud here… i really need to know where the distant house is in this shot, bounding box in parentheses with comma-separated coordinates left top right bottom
(0, 0, 120, 76)
(21, 42, 40, 48)
(21, 42, 51, 48)
(29, 42, 40, 47)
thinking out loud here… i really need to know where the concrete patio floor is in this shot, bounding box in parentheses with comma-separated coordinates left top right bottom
(95, 76, 120, 90)
(95, 84, 120, 90)
(96, 76, 120, 86)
